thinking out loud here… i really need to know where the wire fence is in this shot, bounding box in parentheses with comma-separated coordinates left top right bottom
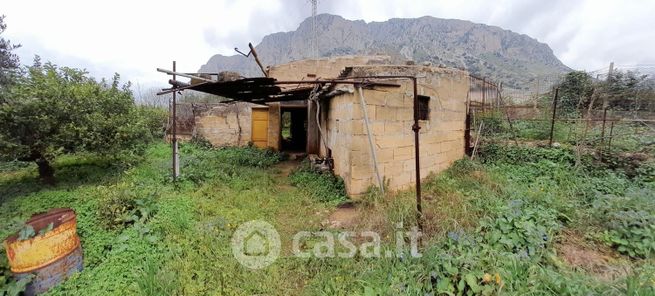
(467, 72, 655, 157)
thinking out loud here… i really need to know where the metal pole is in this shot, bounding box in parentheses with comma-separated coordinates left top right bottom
(608, 121, 614, 151)
(548, 87, 559, 146)
(481, 77, 486, 113)
(600, 108, 608, 145)
(599, 108, 608, 158)
(465, 105, 472, 156)
(172, 61, 179, 181)
(411, 77, 423, 231)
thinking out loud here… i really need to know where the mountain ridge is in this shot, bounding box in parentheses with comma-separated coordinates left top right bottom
(200, 14, 570, 89)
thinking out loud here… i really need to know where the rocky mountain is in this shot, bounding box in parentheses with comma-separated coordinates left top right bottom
(199, 14, 570, 90)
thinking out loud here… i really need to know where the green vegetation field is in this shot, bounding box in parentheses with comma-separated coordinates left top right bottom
(1, 140, 654, 295)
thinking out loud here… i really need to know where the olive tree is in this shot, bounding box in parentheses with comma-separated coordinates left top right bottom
(0, 59, 161, 183)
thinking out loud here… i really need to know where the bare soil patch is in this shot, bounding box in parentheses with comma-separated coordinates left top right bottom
(556, 230, 631, 282)
(323, 202, 360, 229)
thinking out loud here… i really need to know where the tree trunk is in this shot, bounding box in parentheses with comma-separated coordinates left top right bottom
(35, 157, 55, 185)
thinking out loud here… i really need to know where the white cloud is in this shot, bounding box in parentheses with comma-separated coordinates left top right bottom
(3, 0, 654, 87)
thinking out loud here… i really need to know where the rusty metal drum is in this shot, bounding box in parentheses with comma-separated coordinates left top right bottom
(3, 208, 83, 295)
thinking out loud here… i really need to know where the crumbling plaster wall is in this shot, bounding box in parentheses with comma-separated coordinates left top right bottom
(324, 65, 470, 196)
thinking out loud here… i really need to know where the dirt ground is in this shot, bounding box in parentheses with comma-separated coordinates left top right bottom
(555, 230, 632, 282)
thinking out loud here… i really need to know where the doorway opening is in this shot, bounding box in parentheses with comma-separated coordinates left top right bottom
(280, 107, 308, 152)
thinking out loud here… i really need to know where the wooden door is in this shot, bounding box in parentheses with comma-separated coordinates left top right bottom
(251, 108, 269, 148)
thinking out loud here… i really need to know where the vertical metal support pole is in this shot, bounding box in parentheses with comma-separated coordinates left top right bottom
(608, 121, 614, 151)
(481, 78, 486, 113)
(465, 84, 472, 156)
(411, 77, 423, 231)
(548, 87, 559, 146)
(534, 79, 539, 110)
(600, 108, 608, 145)
(465, 107, 472, 156)
(172, 61, 179, 180)
(599, 108, 608, 158)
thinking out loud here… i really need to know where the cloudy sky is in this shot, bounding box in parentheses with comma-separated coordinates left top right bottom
(3, 0, 655, 88)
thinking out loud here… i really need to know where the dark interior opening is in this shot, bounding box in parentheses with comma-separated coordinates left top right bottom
(281, 107, 308, 152)
(418, 95, 430, 120)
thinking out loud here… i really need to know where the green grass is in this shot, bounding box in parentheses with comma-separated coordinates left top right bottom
(1, 141, 654, 295)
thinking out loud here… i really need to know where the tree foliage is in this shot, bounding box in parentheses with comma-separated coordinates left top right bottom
(557, 71, 594, 115)
(605, 70, 653, 111)
(0, 15, 21, 91)
(556, 69, 655, 113)
(0, 59, 165, 182)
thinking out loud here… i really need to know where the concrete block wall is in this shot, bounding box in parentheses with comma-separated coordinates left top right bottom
(324, 92, 356, 191)
(268, 55, 391, 82)
(324, 65, 470, 196)
(194, 102, 253, 146)
(194, 102, 282, 150)
(267, 103, 281, 150)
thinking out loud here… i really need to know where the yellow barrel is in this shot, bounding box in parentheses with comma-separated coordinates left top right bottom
(4, 208, 81, 273)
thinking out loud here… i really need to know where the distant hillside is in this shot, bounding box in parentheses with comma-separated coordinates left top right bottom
(199, 14, 570, 90)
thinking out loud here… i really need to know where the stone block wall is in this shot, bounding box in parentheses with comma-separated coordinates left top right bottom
(194, 102, 253, 146)
(266, 103, 281, 150)
(268, 55, 391, 82)
(323, 65, 470, 196)
(193, 102, 282, 150)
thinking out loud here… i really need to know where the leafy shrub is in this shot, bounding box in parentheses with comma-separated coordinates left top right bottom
(477, 111, 506, 136)
(479, 200, 560, 257)
(177, 143, 283, 184)
(448, 158, 483, 178)
(96, 183, 158, 230)
(134, 106, 167, 141)
(214, 145, 284, 168)
(0, 160, 31, 172)
(513, 119, 553, 140)
(592, 189, 655, 258)
(634, 161, 655, 182)
(479, 144, 575, 165)
(421, 239, 506, 295)
(189, 134, 213, 149)
(289, 161, 347, 203)
(602, 211, 655, 258)
(590, 151, 655, 181)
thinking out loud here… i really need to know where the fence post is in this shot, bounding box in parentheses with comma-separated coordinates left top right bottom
(482, 77, 486, 113)
(600, 108, 608, 144)
(172, 61, 179, 181)
(607, 121, 614, 151)
(599, 108, 608, 158)
(548, 87, 559, 146)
